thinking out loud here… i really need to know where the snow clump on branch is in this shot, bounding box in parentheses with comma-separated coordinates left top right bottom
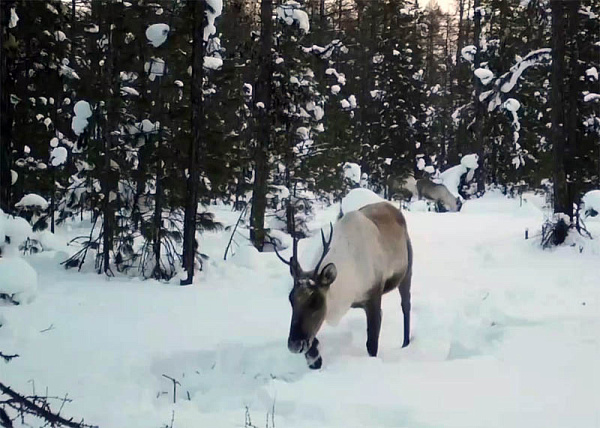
(277, 1, 310, 33)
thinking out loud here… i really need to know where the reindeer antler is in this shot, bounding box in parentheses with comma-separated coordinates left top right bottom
(313, 222, 334, 276)
(271, 236, 303, 276)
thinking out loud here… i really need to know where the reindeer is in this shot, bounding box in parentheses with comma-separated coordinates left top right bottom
(274, 202, 413, 369)
(416, 178, 462, 212)
(387, 174, 418, 201)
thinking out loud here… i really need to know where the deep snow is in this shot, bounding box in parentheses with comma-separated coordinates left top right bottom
(1, 193, 599, 428)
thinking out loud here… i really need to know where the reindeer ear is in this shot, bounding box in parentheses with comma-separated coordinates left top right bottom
(319, 263, 337, 287)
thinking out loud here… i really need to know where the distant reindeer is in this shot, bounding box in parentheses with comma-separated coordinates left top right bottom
(275, 202, 413, 369)
(387, 175, 418, 201)
(416, 178, 462, 212)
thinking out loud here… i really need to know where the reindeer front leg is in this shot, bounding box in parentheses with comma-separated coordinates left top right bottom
(305, 337, 322, 369)
(365, 295, 382, 357)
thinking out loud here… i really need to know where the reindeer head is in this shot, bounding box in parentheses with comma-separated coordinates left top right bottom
(274, 225, 337, 354)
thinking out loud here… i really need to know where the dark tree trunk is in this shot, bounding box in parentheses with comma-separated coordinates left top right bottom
(0, 1, 16, 213)
(550, 0, 569, 218)
(181, 0, 206, 285)
(472, 0, 485, 194)
(100, 2, 119, 275)
(566, 0, 580, 224)
(250, 0, 273, 251)
(153, 133, 163, 279)
(455, 0, 465, 67)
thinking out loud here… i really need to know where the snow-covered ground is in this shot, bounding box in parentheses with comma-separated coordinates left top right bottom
(2, 192, 599, 428)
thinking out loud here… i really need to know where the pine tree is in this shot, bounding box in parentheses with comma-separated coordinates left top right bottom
(250, 0, 274, 251)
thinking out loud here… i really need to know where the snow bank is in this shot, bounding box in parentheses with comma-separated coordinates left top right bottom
(0, 257, 37, 303)
(341, 188, 389, 214)
(2, 215, 32, 249)
(0, 211, 38, 303)
(145, 23, 169, 47)
(460, 189, 543, 218)
(0, 210, 5, 249)
(438, 154, 479, 197)
(408, 199, 431, 212)
(461, 153, 479, 170)
(267, 184, 290, 200)
(582, 190, 600, 218)
(230, 244, 264, 270)
(1, 200, 600, 427)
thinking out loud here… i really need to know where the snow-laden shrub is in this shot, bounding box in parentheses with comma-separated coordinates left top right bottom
(0, 256, 38, 304)
(230, 244, 264, 270)
(342, 162, 361, 187)
(541, 214, 571, 248)
(14, 193, 50, 232)
(582, 190, 600, 219)
(0, 211, 38, 304)
(438, 153, 479, 198)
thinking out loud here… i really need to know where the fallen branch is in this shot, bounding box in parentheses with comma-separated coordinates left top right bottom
(0, 382, 97, 428)
(40, 324, 55, 333)
(0, 352, 19, 363)
(161, 375, 180, 404)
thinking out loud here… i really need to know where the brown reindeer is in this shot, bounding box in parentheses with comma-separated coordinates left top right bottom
(275, 202, 413, 369)
(416, 178, 462, 212)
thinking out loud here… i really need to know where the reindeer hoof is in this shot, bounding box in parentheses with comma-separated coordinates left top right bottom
(308, 356, 322, 369)
(305, 339, 322, 369)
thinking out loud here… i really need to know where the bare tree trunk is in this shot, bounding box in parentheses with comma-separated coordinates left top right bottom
(100, 2, 118, 275)
(566, 0, 580, 224)
(455, 0, 465, 66)
(550, 0, 569, 219)
(0, 1, 16, 213)
(472, 0, 485, 194)
(250, 0, 273, 251)
(153, 133, 163, 279)
(181, 0, 206, 285)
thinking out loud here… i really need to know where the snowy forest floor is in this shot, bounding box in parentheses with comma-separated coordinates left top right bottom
(2, 192, 600, 428)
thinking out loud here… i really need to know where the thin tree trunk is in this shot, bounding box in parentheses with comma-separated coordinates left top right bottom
(250, 0, 273, 251)
(101, 2, 118, 275)
(153, 150, 163, 278)
(550, 0, 569, 218)
(455, 0, 465, 66)
(472, 0, 485, 194)
(181, 0, 206, 285)
(0, 1, 16, 213)
(566, 0, 580, 224)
